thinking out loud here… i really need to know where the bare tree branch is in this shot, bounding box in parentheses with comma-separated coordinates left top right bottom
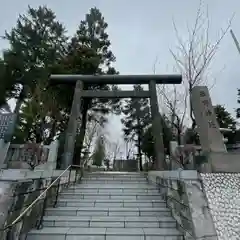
(157, 0, 234, 142)
(81, 113, 107, 166)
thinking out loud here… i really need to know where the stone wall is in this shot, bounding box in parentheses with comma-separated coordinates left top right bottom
(0, 168, 80, 239)
(201, 173, 240, 240)
(1, 140, 59, 170)
(148, 170, 217, 240)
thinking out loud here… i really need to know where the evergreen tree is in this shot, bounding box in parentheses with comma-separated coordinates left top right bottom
(214, 105, 236, 130)
(92, 135, 106, 167)
(3, 6, 69, 143)
(4, 5, 68, 99)
(121, 85, 151, 170)
(66, 7, 120, 165)
(237, 89, 240, 119)
(214, 105, 236, 144)
(141, 115, 172, 167)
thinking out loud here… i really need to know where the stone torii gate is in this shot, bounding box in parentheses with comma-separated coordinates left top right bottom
(50, 74, 182, 170)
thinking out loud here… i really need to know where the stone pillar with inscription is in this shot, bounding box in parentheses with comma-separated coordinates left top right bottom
(191, 86, 227, 172)
(0, 113, 17, 169)
(0, 140, 9, 168)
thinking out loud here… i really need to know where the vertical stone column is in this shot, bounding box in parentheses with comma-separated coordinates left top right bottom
(0, 139, 9, 169)
(61, 80, 83, 169)
(191, 86, 227, 153)
(149, 80, 166, 170)
(191, 86, 227, 172)
(35, 140, 59, 171)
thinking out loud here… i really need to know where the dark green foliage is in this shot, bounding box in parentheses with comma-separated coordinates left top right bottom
(214, 105, 236, 130)
(214, 105, 237, 144)
(3, 5, 67, 90)
(237, 89, 240, 118)
(2, 5, 69, 143)
(121, 85, 151, 141)
(141, 115, 172, 160)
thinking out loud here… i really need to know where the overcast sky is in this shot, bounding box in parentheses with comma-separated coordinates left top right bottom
(1, 0, 240, 157)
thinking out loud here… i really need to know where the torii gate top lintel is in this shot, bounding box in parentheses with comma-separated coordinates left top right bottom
(50, 74, 182, 85)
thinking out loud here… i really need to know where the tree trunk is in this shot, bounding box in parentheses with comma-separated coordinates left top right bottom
(35, 116, 46, 143)
(177, 128, 182, 145)
(138, 135, 143, 171)
(137, 120, 143, 171)
(189, 85, 196, 130)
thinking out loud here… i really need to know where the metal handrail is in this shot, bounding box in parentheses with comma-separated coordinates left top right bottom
(3, 164, 82, 231)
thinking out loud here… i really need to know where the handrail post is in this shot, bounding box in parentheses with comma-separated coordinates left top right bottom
(36, 177, 56, 230)
(74, 167, 78, 183)
(53, 178, 61, 208)
(36, 194, 48, 230)
(6, 226, 13, 240)
(67, 166, 72, 187)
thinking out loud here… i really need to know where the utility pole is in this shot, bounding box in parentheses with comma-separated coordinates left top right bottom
(230, 29, 240, 119)
(230, 29, 240, 55)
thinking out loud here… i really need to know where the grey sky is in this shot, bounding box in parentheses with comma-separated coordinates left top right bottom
(0, 0, 240, 156)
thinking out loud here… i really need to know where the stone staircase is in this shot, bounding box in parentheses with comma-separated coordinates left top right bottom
(27, 172, 183, 240)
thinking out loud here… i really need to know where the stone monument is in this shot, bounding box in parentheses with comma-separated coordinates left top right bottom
(0, 113, 17, 168)
(0, 113, 16, 142)
(191, 86, 240, 172)
(191, 86, 227, 153)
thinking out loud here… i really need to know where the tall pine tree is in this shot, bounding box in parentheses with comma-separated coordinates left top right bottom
(65, 7, 120, 165)
(3, 6, 69, 143)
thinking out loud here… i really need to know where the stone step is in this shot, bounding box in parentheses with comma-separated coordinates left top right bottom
(85, 171, 143, 175)
(27, 227, 183, 240)
(83, 177, 146, 180)
(42, 216, 176, 228)
(56, 199, 166, 208)
(65, 188, 159, 194)
(45, 207, 171, 217)
(84, 173, 145, 177)
(59, 192, 162, 200)
(85, 172, 145, 177)
(73, 183, 151, 188)
(81, 179, 147, 184)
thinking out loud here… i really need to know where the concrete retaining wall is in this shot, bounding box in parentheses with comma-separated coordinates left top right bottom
(148, 170, 218, 240)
